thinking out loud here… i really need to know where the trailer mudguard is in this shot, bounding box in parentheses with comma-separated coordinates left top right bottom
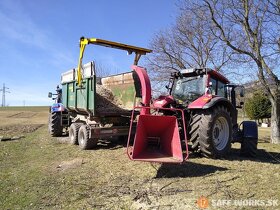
(241, 121, 258, 139)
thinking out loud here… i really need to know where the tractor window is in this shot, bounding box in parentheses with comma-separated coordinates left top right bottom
(210, 78, 217, 95)
(210, 78, 226, 97)
(172, 75, 206, 102)
(217, 81, 226, 97)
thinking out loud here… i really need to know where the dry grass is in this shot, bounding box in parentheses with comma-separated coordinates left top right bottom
(0, 107, 279, 210)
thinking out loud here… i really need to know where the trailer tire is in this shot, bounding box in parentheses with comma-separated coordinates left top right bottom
(189, 106, 232, 158)
(69, 123, 83, 145)
(78, 125, 98, 150)
(240, 137, 258, 157)
(48, 112, 63, 137)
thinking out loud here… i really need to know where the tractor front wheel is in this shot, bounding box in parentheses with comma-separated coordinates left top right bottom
(48, 112, 63, 137)
(78, 125, 98, 150)
(190, 106, 232, 158)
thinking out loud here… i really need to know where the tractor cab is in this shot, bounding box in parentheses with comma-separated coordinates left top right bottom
(155, 68, 231, 108)
(170, 68, 208, 104)
(173, 68, 229, 99)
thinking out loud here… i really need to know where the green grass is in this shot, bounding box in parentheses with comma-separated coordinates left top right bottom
(0, 107, 279, 209)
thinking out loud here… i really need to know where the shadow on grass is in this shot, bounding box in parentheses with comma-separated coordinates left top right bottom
(95, 137, 127, 150)
(155, 161, 227, 178)
(57, 135, 280, 165)
(93, 138, 280, 165)
(227, 148, 280, 164)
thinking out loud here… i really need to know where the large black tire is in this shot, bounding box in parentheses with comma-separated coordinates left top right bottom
(189, 106, 232, 158)
(240, 137, 258, 157)
(78, 125, 98, 150)
(69, 123, 83, 145)
(48, 112, 63, 137)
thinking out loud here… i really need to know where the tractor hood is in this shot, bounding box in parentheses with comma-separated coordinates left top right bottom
(153, 95, 175, 108)
(188, 94, 213, 109)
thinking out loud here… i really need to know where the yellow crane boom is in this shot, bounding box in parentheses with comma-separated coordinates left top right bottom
(77, 37, 152, 86)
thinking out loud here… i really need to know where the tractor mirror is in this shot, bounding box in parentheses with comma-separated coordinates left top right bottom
(48, 92, 53, 98)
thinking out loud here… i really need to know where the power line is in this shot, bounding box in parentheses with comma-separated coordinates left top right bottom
(0, 83, 10, 107)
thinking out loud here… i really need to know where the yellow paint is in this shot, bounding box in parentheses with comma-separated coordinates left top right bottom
(76, 37, 152, 87)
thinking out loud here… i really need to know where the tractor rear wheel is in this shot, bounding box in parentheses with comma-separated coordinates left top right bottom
(78, 125, 98, 150)
(189, 106, 232, 158)
(69, 123, 83, 145)
(48, 112, 63, 137)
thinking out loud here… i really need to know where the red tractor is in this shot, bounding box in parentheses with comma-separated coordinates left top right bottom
(127, 68, 258, 163)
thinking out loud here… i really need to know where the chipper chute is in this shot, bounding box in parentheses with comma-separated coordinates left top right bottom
(127, 65, 187, 163)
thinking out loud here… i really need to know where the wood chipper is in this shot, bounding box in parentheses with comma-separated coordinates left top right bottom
(48, 37, 152, 149)
(127, 68, 258, 163)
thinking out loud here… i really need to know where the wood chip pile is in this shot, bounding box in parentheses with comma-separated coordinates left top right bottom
(95, 84, 129, 114)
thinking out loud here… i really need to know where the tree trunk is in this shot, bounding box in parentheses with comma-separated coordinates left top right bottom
(270, 96, 280, 144)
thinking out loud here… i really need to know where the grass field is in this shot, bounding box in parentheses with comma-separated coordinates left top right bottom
(0, 107, 279, 209)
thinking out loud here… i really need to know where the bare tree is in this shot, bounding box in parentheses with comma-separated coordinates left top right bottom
(94, 61, 118, 77)
(147, 6, 231, 94)
(202, 0, 280, 144)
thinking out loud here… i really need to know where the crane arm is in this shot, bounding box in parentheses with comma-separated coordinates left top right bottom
(77, 37, 152, 86)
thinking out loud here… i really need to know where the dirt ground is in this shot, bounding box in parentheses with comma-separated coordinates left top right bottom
(0, 107, 279, 210)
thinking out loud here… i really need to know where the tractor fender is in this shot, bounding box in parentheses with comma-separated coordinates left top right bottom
(202, 97, 235, 110)
(189, 96, 237, 124)
(189, 96, 235, 112)
(240, 121, 258, 139)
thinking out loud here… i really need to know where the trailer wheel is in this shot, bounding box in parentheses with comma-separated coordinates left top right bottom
(69, 123, 83, 145)
(78, 125, 98, 150)
(189, 106, 232, 158)
(48, 112, 63, 137)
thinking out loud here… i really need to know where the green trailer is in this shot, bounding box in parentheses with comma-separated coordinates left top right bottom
(49, 37, 151, 149)
(59, 61, 144, 149)
(48, 37, 152, 149)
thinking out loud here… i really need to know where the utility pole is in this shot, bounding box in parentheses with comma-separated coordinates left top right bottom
(0, 83, 10, 107)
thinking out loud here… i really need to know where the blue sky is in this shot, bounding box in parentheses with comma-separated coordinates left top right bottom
(0, 0, 177, 106)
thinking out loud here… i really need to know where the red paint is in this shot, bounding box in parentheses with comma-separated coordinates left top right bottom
(208, 70, 230, 84)
(153, 95, 174, 108)
(131, 114, 183, 163)
(188, 94, 213, 109)
(131, 65, 151, 115)
(127, 106, 189, 163)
